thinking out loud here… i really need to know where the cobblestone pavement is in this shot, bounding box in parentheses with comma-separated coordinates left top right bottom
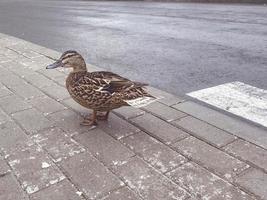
(0, 33, 266, 200)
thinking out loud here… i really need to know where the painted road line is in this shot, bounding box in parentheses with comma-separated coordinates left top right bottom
(187, 81, 267, 128)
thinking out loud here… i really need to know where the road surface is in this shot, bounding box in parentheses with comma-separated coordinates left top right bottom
(0, 0, 267, 96)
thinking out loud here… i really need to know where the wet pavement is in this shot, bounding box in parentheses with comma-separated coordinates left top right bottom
(0, 0, 267, 96)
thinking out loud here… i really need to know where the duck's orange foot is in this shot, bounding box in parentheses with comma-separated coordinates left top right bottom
(80, 118, 97, 126)
(96, 111, 110, 121)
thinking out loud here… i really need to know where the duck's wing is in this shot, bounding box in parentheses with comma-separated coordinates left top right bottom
(71, 71, 155, 108)
(90, 71, 149, 94)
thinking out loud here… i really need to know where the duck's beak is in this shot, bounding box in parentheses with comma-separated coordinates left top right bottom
(46, 60, 63, 69)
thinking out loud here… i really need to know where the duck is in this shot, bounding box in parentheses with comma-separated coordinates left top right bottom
(46, 50, 155, 126)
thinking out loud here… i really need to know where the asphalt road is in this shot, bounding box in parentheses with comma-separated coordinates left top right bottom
(0, 0, 267, 96)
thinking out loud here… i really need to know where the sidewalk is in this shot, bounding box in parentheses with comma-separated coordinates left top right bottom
(0, 33, 266, 200)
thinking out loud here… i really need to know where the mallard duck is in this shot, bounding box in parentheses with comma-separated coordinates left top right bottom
(46, 50, 155, 126)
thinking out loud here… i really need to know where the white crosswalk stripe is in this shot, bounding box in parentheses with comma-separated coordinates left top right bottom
(187, 81, 267, 128)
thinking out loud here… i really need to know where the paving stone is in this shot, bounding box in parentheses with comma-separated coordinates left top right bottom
(47, 109, 89, 136)
(130, 113, 188, 144)
(18, 57, 42, 71)
(31, 56, 54, 68)
(0, 156, 10, 175)
(0, 83, 12, 98)
(1, 61, 36, 77)
(27, 95, 66, 115)
(98, 113, 140, 140)
(0, 121, 29, 153)
(147, 86, 184, 106)
(62, 98, 88, 114)
(30, 180, 82, 200)
(113, 106, 145, 120)
(173, 137, 249, 181)
(0, 94, 32, 114)
(235, 168, 267, 199)
(7, 143, 65, 194)
(186, 197, 200, 200)
(31, 127, 85, 162)
(38, 68, 67, 83)
(12, 108, 53, 134)
(224, 139, 267, 171)
(0, 71, 27, 86)
(173, 101, 267, 149)
(113, 156, 188, 200)
(0, 54, 12, 63)
(167, 162, 253, 200)
(173, 116, 236, 148)
(74, 129, 135, 167)
(41, 84, 70, 101)
(142, 101, 187, 122)
(10, 82, 44, 99)
(0, 108, 11, 124)
(121, 132, 187, 173)
(23, 73, 55, 88)
(22, 50, 42, 59)
(35, 47, 61, 59)
(0, 173, 29, 200)
(60, 152, 123, 200)
(0, 37, 22, 47)
(101, 187, 141, 200)
(53, 74, 67, 87)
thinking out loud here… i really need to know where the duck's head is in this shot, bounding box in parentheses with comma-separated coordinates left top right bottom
(46, 50, 87, 72)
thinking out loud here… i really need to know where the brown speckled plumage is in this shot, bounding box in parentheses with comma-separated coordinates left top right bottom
(46, 50, 154, 126)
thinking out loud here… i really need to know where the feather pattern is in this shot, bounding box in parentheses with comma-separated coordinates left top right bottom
(66, 71, 154, 111)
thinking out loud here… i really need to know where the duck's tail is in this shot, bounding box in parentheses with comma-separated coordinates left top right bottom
(124, 96, 157, 108)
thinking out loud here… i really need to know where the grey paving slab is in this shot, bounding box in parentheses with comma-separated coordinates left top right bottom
(27, 95, 66, 115)
(60, 152, 123, 200)
(31, 127, 85, 162)
(0, 156, 10, 175)
(147, 86, 184, 106)
(173, 101, 267, 149)
(30, 56, 54, 68)
(130, 113, 188, 144)
(98, 113, 140, 140)
(0, 108, 11, 124)
(74, 129, 135, 167)
(61, 98, 88, 114)
(47, 109, 89, 136)
(6, 143, 65, 194)
(167, 162, 254, 200)
(121, 131, 187, 173)
(9, 82, 44, 100)
(173, 137, 249, 181)
(235, 168, 267, 200)
(0, 54, 12, 63)
(0, 94, 32, 114)
(30, 180, 82, 200)
(173, 116, 236, 148)
(1, 61, 36, 77)
(17, 57, 43, 71)
(0, 83, 12, 98)
(142, 101, 187, 122)
(0, 71, 27, 86)
(224, 139, 267, 172)
(41, 84, 70, 101)
(23, 73, 55, 88)
(35, 47, 61, 59)
(113, 156, 189, 200)
(113, 106, 145, 120)
(101, 187, 141, 200)
(38, 68, 66, 80)
(0, 173, 29, 200)
(0, 121, 29, 153)
(11, 108, 53, 134)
